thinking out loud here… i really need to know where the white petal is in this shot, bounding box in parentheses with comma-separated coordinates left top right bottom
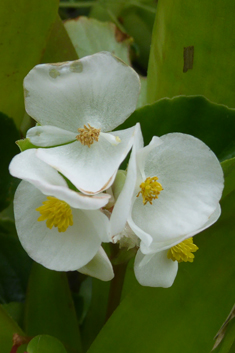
(36, 126, 136, 194)
(27, 126, 77, 147)
(78, 247, 114, 281)
(134, 249, 178, 288)
(110, 123, 144, 236)
(130, 133, 224, 244)
(140, 203, 222, 255)
(24, 52, 140, 132)
(9, 149, 110, 209)
(14, 182, 110, 271)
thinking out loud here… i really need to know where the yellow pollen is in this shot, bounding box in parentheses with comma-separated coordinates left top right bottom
(137, 176, 163, 205)
(167, 237, 199, 263)
(76, 123, 101, 147)
(36, 196, 73, 232)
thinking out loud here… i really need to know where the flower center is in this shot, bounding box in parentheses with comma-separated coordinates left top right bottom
(76, 123, 101, 147)
(167, 237, 199, 263)
(36, 196, 73, 232)
(137, 176, 163, 205)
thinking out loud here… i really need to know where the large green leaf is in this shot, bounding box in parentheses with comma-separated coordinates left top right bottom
(24, 263, 82, 353)
(147, 0, 235, 107)
(0, 0, 59, 127)
(118, 96, 235, 160)
(0, 113, 20, 212)
(87, 190, 235, 352)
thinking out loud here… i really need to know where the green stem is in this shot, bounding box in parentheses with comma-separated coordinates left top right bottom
(105, 261, 128, 321)
(59, 1, 97, 8)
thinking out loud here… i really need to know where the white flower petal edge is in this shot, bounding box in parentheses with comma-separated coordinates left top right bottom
(110, 123, 143, 237)
(134, 249, 178, 288)
(9, 149, 110, 209)
(78, 247, 114, 281)
(129, 133, 224, 246)
(24, 52, 140, 133)
(36, 126, 136, 195)
(140, 203, 221, 255)
(14, 181, 110, 271)
(27, 126, 77, 147)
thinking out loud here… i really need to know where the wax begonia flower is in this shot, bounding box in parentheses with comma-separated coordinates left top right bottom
(24, 52, 140, 195)
(111, 133, 224, 288)
(9, 149, 112, 272)
(14, 180, 110, 271)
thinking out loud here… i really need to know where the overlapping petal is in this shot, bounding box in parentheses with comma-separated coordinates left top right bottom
(110, 123, 143, 236)
(24, 52, 140, 133)
(14, 181, 110, 271)
(36, 126, 136, 194)
(9, 149, 110, 209)
(139, 204, 221, 255)
(26, 126, 77, 147)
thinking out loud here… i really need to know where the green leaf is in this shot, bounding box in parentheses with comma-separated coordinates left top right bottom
(27, 335, 67, 353)
(81, 278, 110, 351)
(0, 305, 27, 353)
(0, 113, 20, 212)
(0, 0, 59, 127)
(24, 263, 82, 353)
(147, 0, 235, 107)
(87, 189, 235, 353)
(119, 96, 235, 160)
(41, 15, 78, 64)
(1, 302, 24, 328)
(0, 228, 32, 304)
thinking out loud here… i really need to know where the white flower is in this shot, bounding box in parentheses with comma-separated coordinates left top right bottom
(24, 52, 140, 195)
(9, 149, 111, 272)
(111, 133, 224, 288)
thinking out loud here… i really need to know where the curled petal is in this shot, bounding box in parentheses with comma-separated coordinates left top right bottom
(78, 247, 114, 281)
(110, 123, 144, 236)
(9, 149, 110, 209)
(27, 125, 77, 147)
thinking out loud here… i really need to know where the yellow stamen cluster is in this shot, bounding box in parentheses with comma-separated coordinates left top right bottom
(36, 196, 73, 232)
(167, 237, 199, 263)
(137, 176, 163, 205)
(76, 123, 101, 147)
